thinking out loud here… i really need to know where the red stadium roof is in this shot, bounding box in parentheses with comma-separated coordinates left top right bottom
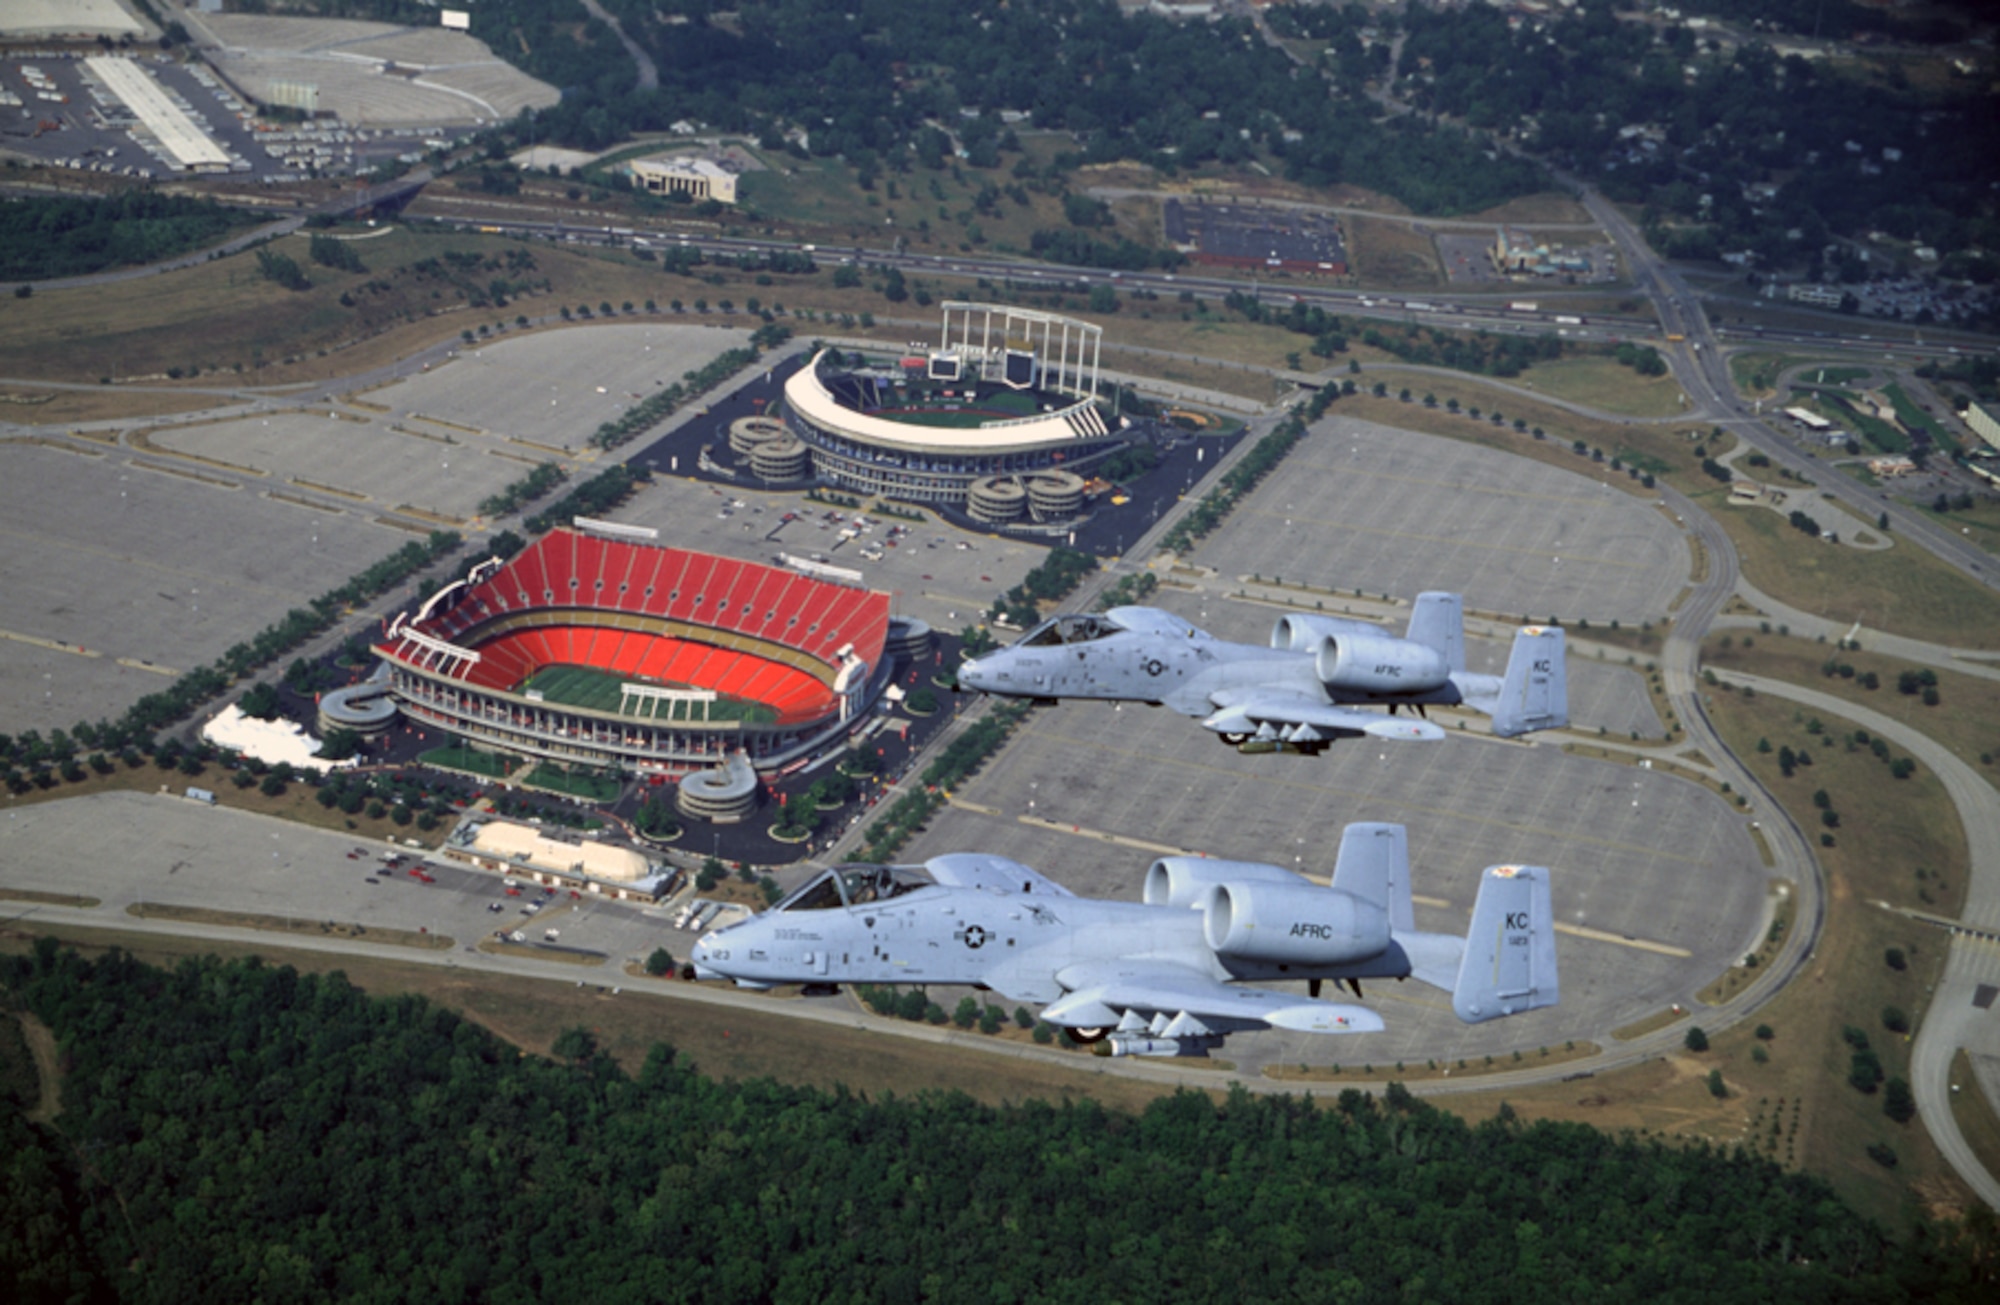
(378, 531, 890, 718)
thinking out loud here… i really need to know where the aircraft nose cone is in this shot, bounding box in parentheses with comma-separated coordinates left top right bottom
(958, 657, 989, 690)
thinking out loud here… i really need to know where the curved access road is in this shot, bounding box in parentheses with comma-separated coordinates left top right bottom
(1718, 671, 2000, 1210)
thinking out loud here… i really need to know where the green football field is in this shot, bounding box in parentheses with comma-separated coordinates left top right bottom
(522, 663, 776, 725)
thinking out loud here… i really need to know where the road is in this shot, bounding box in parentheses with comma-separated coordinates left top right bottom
(1717, 672, 2000, 1210)
(6, 144, 2000, 1178)
(3, 168, 434, 297)
(578, 0, 658, 92)
(1575, 181, 1998, 591)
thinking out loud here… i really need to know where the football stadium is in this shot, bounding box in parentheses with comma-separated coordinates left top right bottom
(375, 525, 897, 774)
(779, 302, 1128, 522)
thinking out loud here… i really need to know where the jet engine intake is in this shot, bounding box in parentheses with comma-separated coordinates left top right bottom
(1201, 882, 1389, 966)
(1316, 634, 1450, 695)
(1143, 857, 1307, 909)
(1270, 612, 1378, 652)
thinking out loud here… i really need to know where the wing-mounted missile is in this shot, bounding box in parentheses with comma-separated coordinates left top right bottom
(1200, 699, 1447, 745)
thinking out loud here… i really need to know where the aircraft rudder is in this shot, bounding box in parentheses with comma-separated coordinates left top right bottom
(1452, 865, 1558, 1023)
(1406, 592, 1465, 673)
(1491, 624, 1566, 736)
(1328, 822, 1413, 933)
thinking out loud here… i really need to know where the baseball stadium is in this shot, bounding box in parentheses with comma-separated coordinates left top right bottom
(374, 525, 897, 774)
(779, 302, 1129, 523)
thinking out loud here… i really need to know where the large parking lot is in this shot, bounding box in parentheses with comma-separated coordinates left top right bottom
(893, 688, 1764, 1073)
(0, 441, 398, 732)
(0, 52, 432, 182)
(0, 790, 678, 974)
(1197, 413, 1691, 624)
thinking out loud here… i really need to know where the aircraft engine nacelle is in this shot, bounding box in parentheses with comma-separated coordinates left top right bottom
(1201, 882, 1390, 967)
(1270, 612, 1378, 652)
(1144, 857, 1306, 910)
(1316, 634, 1450, 695)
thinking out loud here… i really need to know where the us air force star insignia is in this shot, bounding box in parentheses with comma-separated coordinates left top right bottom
(1143, 658, 1165, 677)
(956, 924, 992, 950)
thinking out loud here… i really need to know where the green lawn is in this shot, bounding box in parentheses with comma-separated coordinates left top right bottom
(1881, 382, 1957, 454)
(1520, 355, 1689, 418)
(419, 745, 510, 778)
(523, 764, 622, 803)
(523, 663, 778, 725)
(1699, 486, 2000, 643)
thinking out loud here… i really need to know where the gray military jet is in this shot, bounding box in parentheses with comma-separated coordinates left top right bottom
(956, 592, 1565, 751)
(690, 822, 1558, 1058)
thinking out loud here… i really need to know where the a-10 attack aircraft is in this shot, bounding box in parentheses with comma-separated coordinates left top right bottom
(690, 822, 1558, 1058)
(956, 592, 1566, 751)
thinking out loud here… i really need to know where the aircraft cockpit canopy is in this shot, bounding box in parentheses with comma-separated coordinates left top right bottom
(771, 864, 931, 912)
(1015, 614, 1125, 648)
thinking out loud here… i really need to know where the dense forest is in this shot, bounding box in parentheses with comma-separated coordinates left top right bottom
(0, 192, 257, 280)
(1390, 1, 1998, 276)
(260, 0, 1997, 273)
(3, 942, 1992, 1302)
(269, 0, 1544, 217)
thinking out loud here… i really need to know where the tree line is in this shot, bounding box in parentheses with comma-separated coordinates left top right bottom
(0, 192, 256, 281)
(312, 0, 1547, 218)
(1396, 0, 1997, 275)
(2, 942, 1990, 1303)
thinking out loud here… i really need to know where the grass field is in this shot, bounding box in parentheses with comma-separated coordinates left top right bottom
(419, 744, 510, 778)
(1882, 382, 1957, 454)
(1695, 486, 2000, 645)
(1698, 684, 1973, 1224)
(522, 763, 621, 803)
(1729, 351, 1810, 398)
(1, 226, 689, 387)
(1919, 496, 2000, 550)
(1948, 1048, 2000, 1194)
(1701, 633, 2000, 776)
(1518, 354, 1691, 418)
(1343, 214, 1443, 289)
(0, 387, 221, 424)
(1452, 684, 1977, 1227)
(523, 663, 777, 725)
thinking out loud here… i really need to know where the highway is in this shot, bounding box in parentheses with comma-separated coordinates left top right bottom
(1576, 181, 1998, 590)
(5, 157, 1999, 1188)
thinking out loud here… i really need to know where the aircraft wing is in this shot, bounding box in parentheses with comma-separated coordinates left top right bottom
(1042, 960, 1385, 1035)
(1202, 692, 1447, 743)
(923, 852, 1077, 898)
